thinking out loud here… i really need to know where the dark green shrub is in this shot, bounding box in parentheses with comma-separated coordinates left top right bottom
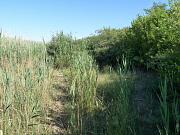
(129, 2, 180, 83)
(84, 1, 180, 84)
(85, 28, 129, 68)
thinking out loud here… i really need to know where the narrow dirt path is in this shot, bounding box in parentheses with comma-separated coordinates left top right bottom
(133, 71, 161, 135)
(47, 70, 69, 135)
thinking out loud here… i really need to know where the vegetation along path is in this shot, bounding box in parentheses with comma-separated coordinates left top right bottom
(1, 1, 179, 134)
(46, 69, 177, 135)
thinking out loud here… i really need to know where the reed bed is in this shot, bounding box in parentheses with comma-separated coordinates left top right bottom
(0, 37, 53, 135)
(158, 76, 180, 135)
(68, 51, 98, 135)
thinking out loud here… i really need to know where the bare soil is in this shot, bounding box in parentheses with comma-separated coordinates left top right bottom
(47, 71, 70, 135)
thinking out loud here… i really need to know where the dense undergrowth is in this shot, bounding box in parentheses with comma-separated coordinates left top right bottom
(0, 37, 54, 134)
(85, 1, 180, 85)
(0, 1, 179, 135)
(47, 2, 179, 135)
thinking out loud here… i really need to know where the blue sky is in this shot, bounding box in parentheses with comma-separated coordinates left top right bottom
(0, 0, 168, 41)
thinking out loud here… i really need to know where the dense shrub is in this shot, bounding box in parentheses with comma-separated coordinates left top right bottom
(129, 2, 180, 82)
(84, 1, 180, 83)
(47, 32, 74, 68)
(85, 28, 129, 68)
(46, 2, 179, 134)
(47, 2, 180, 82)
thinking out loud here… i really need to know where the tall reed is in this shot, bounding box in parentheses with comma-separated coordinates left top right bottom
(68, 50, 98, 134)
(158, 76, 179, 135)
(105, 59, 136, 135)
(0, 37, 53, 134)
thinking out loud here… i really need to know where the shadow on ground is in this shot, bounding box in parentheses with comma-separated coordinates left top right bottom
(46, 72, 70, 135)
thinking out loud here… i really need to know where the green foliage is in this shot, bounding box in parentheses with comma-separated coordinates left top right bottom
(84, 1, 180, 84)
(129, 2, 180, 83)
(47, 32, 88, 69)
(47, 32, 74, 68)
(46, 2, 180, 134)
(85, 28, 129, 68)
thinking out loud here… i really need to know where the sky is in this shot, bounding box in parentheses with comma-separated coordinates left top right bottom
(0, 0, 168, 41)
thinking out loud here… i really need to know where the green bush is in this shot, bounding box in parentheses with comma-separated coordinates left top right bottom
(85, 28, 129, 68)
(47, 32, 74, 68)
(129, 2, 180, 83)
(84, 1, 180, 84)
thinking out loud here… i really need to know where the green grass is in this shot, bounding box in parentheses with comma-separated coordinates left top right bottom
(97, 64, 136, 135)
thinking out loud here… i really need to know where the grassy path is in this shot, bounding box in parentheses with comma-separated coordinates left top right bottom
(98, 70, 161, 135)
(133, 71, 160, 135)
